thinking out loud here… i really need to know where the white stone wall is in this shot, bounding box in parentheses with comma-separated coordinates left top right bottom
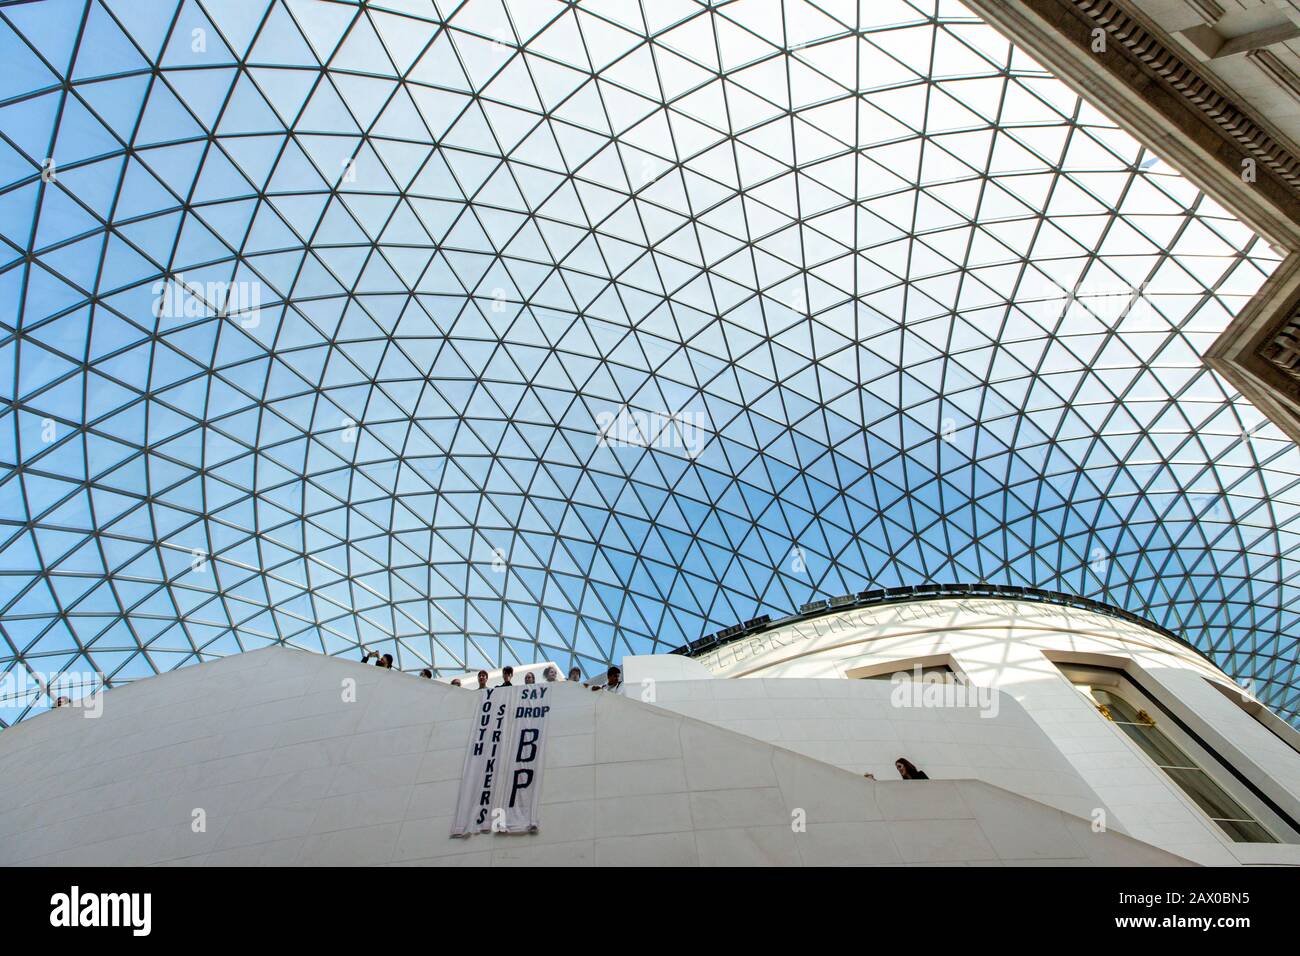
(649, 598, 1300, 866)
(635, 674, 1112, 825)
(0, 646, 1185, 867)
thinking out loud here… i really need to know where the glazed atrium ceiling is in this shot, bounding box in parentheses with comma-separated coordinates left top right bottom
(1, 0, 1298, 726)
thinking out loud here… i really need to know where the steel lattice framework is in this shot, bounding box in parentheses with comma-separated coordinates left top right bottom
(1, 0, 1298, 726)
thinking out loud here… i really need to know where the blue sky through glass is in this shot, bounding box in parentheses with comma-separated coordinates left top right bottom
(0, 0, 1297, 726)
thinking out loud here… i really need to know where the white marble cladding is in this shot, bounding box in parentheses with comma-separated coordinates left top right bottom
(637, 676, 1112, 826)
(634, 598, 1300, 866)
(0, 645, 1186, 867)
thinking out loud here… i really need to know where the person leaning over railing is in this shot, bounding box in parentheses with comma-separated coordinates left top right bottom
(895, 757, 928, 780)
(360, 648, 394, 669)
(591, 665, 621, 693)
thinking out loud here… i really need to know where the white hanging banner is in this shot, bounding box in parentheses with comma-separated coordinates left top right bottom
(451, 684, 552, 836)
(501, 685, 550, 832)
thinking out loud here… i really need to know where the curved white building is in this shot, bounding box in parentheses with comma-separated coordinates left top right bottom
(629, 589, 1300, 866)
(1, 589, 1295, 866)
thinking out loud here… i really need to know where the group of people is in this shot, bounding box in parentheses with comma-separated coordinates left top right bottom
(359, 648, 622, 692)
(355, 649, 929, 778)
(454, 663, 623, 692)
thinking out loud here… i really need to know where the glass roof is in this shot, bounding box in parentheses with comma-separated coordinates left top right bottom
(1, 0, 1298, 727)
